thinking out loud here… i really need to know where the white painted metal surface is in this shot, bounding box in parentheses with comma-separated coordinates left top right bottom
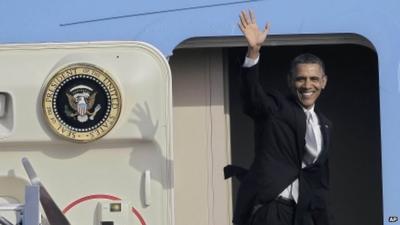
(0, 41, 173, 225)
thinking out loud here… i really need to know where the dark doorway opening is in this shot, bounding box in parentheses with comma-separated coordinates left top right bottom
(228, 43, 383, 225)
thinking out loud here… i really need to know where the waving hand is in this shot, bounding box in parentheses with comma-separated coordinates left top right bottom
(238, 10, 270, 59)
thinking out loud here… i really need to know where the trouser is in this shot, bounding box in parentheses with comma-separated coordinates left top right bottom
(248, 197, 296, 225)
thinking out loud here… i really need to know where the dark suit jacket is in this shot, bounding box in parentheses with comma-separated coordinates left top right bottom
(232, 64, 332, 225)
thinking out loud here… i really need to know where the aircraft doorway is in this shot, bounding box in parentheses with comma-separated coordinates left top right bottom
(227, 43, 383, 225)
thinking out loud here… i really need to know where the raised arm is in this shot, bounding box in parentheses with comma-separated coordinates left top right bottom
(238, 11, 281, 117)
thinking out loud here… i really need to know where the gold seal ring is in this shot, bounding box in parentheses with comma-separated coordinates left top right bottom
(42, 63, 122, 142)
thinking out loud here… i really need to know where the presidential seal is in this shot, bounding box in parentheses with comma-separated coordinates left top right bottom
(42, 63, 122, 142)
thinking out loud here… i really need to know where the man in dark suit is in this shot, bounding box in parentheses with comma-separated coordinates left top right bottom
(230, 10, 332, 225)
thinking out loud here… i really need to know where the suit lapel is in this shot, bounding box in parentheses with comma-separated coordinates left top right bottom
(293, 101, 307, 164)
(315, 111, 330, 165)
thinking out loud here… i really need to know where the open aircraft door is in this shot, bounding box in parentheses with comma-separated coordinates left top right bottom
(0, 41, 173, 225)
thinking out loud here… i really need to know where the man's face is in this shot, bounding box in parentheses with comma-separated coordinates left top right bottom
(289, 63, 327, 109)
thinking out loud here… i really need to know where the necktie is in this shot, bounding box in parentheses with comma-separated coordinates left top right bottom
(304, 111, 318, 165)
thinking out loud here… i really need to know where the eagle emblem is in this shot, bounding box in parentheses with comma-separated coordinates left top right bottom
(43, 63, 121, 142)
(65, 85, 101, 123)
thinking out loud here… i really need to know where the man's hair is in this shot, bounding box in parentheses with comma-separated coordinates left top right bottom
(289, 53, 326, 78)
